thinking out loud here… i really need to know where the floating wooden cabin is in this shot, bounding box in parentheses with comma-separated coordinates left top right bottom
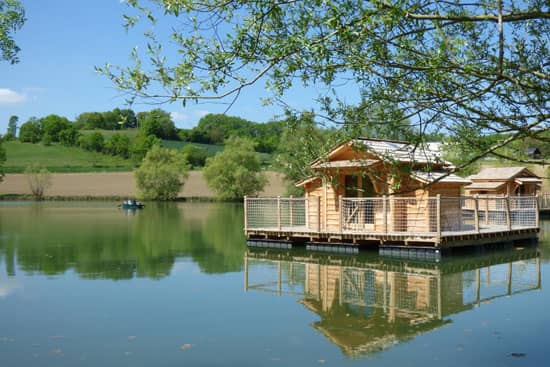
(245, 138, 540, 252)
(464, 166, 542, 197)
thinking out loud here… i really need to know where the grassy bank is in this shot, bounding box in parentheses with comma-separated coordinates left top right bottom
(3, 141, 134, 173)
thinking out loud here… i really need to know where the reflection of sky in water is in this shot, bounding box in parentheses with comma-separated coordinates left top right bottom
(0, 277, 20, 298)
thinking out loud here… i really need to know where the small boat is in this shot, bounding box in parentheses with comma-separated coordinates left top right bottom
(119, 199, 145, 209)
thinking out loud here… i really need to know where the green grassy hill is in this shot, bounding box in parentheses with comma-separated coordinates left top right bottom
(3, 141, 134, 173)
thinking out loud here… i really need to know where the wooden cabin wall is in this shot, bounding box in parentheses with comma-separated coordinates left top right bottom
(305, 181, 325, 231)
(431, 184, 462, 232)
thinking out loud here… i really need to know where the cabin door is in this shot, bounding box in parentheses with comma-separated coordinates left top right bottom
(344, 175, 376, 227)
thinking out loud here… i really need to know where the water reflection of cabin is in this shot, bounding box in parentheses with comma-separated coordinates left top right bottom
(244, 248, 541, 357)
(245, 138, 540, 250)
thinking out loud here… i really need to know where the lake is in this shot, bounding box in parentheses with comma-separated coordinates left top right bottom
(1, 201, 549, 366)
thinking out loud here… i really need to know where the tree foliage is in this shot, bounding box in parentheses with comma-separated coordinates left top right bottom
(79, 132, 105, 152)
(5, 115, 17, 140)
(180, 114, 284, 153)
(19, 117, 43, 143)
(180, 144, 210, 167)
(41, 114, 72, 142)
(105, 133, 131, 158)
(203, 137, 267, 200)
(24, 164, 52, 200)
(0, 0, 25, 64)
(137, 109, 178, 139)
(134, 145, 190, 200)
(276, 113, 338, 195)
(130, 133, 161, 162)
(100, 0, 550, 169)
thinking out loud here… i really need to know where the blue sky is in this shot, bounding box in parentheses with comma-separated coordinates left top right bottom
(0, 0, 331, 133)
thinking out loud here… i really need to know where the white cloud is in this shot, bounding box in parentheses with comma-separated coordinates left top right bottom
(0, 88, 26, 105)
(170, 110, 211, 129)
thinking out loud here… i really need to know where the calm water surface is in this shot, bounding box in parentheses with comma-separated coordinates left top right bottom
(0, 202, 549, 366)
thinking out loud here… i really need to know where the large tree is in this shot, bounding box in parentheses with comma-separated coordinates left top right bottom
(134, 145, 190, 200)
(203, 136, 267, 200)
(0, 0, 25, 64)
(100, 0, 549, 170)
(5, 114, 18, 140)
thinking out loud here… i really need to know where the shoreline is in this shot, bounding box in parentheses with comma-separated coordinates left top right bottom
(0, 171, 287, 201)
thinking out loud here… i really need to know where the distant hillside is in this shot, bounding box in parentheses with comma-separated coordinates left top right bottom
(2, 141, 134, 173)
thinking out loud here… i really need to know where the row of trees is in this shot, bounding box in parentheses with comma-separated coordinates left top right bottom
(179, 114, 284, 153)
(135, 136, 266, 200)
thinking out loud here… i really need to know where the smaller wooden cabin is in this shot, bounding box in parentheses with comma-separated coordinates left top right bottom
(464, 167, 541, 197)
(296, 138, 471, 233)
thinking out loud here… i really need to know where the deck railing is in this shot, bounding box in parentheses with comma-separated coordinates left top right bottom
(244, 195, 539, 238)
(539, 193, 550, 211)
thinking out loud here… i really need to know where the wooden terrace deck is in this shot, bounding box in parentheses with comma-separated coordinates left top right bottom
(245, 195, 540, 250)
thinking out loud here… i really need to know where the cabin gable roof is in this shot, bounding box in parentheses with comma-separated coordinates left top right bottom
(467, 167, 539, 182)
(310, 138, 452, 169)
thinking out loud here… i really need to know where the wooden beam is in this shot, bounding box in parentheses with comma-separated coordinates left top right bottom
(383, 195, 388, 234)
(244, 196, 248, 232)
(436, 194, 441, 244)
(474, 195, 480, 233)
(317, 196, 321, 233)
(290, 195, 294, 227)
(339, 195, 344, 233)
(505, 195, 512, 230)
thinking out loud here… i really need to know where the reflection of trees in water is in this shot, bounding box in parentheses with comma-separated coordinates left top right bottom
(0, 202, 246, 279)
(539, 218, 550, 260)
(245, 248, 541, 358)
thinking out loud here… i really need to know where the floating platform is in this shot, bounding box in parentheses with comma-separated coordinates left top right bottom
(245, 195, 540, 256)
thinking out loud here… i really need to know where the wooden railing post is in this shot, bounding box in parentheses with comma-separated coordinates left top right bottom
(317, 196, 321, 233)
(277, 196, 282, 231)
(485, 196, 489, 225)
(474, 195, 480, 233)
(305, 195, 309, 230)
(244, 196, 248, 232)
(289, 195, 294, 227)
(505, 195, 512, 230)
(535, 194, 540, 228)
(339, 195, 343, 233)
(383, 195, 388, 234)
(436, 194, 441, 243)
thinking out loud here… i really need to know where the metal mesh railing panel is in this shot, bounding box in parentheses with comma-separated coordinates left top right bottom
(245, 195, 538, 234)
(246, 197, 307, 230)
